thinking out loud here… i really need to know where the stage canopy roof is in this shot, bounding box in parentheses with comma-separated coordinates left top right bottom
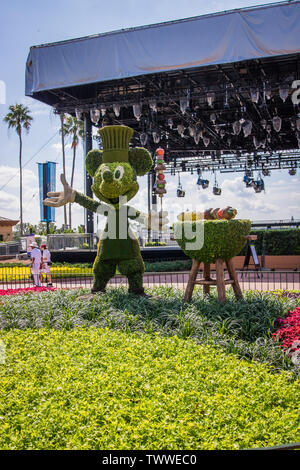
(25, 1, 300, 174)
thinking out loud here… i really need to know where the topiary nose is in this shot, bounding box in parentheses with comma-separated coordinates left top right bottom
(102, 169, 113, 182)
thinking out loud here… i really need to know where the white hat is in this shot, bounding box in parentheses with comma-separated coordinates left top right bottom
(30, 242, 38, 248)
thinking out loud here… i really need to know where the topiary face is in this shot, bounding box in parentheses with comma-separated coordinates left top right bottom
(92, 162, 139, 208)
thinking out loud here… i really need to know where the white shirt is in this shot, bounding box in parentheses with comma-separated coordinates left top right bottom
(42, 249, 51, 263)
(30, 247, 41, 272)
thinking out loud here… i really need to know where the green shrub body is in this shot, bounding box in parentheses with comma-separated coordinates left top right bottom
(174, 219, 251, 263)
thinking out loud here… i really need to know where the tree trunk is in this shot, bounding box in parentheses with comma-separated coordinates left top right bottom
(60, 113, 67, 227)
(19, 131, 23, 237)
(69, 143, 76, 230)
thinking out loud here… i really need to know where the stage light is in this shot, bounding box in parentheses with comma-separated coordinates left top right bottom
(180, 95, 189, 114)
(133, 103, 142, 121)
(188, 125, 195, 137)
(113, 103, 120, 117)
(253, 135, 260, 149)
(250, 87, 260, 103)
(242, 120, 252, 137)
(279, 85, 289, 103)
(207, 92, 215, 107)
(167, 118, 173, 129)
(75, 108, 83, 120)
(260, 119, 267, 129)
(100, 104, 106, 116)
(232, 121, 241, 135)
(152, 131, 160, 144)
(194, 131, 201, 144)
(90, 108, 100, 124)
(265, 83, 272, 100)
(203, 135, 210, 147)
(272, 115, 282, 132)
(149, 98, 157, 112)
(210, 113, 217, 124)
(140, 132, 148, 146)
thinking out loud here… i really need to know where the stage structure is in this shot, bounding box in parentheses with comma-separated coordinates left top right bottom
(26, 1, 300, 233)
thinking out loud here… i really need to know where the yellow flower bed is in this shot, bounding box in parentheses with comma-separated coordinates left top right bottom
(0, 266, 93, 281)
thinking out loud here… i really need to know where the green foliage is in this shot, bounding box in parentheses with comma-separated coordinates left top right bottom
(174, 219, 251, 263)
(128, 147, 153, 176)
(238, 228, 300, 256)
(85, 149, 103, 177)
(144, 241, 166, 247)
(1, 288, 299, 375)
(3, 104, 32, 135)
(0, 327, 299, 449)
(144, 260, 192, 272)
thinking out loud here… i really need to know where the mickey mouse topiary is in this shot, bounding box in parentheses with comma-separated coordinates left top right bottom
(43, 125, 168, 296)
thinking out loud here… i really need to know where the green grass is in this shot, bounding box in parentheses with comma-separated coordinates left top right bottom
(0, 328, 299, 450)
(0, 287, 299, 450)
(0, 287, 299, 376)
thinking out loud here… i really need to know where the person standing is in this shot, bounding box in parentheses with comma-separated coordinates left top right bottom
(40, 243, 53, 287)
(30, 242, 41, 287)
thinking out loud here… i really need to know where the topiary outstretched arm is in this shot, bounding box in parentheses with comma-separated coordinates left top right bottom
(75, 192, 103, 214)
(43, 173, 109, 215)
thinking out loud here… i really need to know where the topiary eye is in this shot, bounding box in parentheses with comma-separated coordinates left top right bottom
(100, 165, 110, 179)
(114, 166, 124, 180)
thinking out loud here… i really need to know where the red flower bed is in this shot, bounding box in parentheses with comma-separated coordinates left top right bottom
(273, 306, 300, 352)
(0, 287, 56, 296)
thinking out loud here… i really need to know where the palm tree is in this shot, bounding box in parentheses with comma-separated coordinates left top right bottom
(3, 104, 33, 236)
(63, 115, 84, 228)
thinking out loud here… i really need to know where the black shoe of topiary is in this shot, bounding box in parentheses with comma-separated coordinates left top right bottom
(77, 288, 106, 301)
(129, 288, 161, 300)
(91, 287, 106, 294)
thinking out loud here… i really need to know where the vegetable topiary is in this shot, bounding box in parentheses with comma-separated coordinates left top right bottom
(174, 219, 251, 263)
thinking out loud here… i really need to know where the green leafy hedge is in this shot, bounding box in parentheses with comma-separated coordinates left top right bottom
(0, 328, 299, 450)
(174, 219, 251, 263)
(144, 241, 166, 247)
(239, 229, 300, 256)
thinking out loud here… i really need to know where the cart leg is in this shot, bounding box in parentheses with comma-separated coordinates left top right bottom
(203, 262, 211, 295)
(226, 259, 243, 299)
(215, 258, 226, 303)
(184, 258, 200, 302)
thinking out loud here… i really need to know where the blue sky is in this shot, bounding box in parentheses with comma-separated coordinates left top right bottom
(0, 0, 299, 230)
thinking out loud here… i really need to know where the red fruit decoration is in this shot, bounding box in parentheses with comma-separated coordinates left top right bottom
(202, 206, 237, 220)
(154, 148, 167, 196)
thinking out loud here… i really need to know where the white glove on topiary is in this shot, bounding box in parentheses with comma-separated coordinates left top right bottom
(43, 174, 76, 207)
